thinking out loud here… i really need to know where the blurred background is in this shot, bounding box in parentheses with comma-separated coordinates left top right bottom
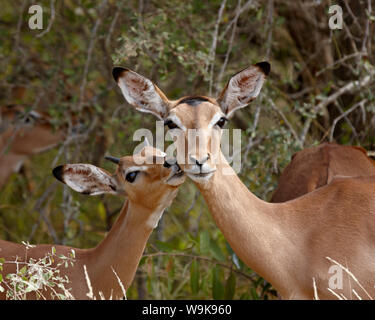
(0, 0, 374, 299)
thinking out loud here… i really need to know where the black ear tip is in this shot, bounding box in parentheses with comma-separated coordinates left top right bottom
(52, 165, 65, 183)
(112, 67, 128, 82)
(255, 61, 271, 76)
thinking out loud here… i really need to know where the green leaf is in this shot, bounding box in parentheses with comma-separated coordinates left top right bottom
(155, 240, 175, 252)
(0, 274, 3, 282)
(190, 259, 199, 295)
(199, 230, 210, 255)
(212, 266, 224, 300)
(250, 287, 259, 300)
(19, 266, 27, 275)
(224, 272, 236, 299)
(98, 202, 106, 222)
(209, 239, 226, 262)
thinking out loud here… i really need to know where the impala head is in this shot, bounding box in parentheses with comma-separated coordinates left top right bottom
(1, 105, 64, 155)
(112, 62, 270, 184)
(52, 145, 185, 207)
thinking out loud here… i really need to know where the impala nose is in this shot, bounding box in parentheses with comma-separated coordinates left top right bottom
(189, 154, 210, 167)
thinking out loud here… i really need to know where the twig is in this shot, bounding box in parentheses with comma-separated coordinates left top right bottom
(218, 0, 256, 42)
(314, 73, 373, 114)
(332, 100, 358, 143)
(14, 0, 28, 52)
(312, 277, 319, 300)
(361, 0, 372, 54)
(327, 288, 344, 300)
(111, 266, 127, 300)
(143, 251, 258, 284)
(315, 52, 367, 77)
(105, 2, 123, 51)
(343, 0, 363, 34)
(329, 99, 367, 142)
(207, 0, 227, 96)
(78, 0, 107, 112)
(268, 98, 302, 146)
(300, 70, 375, 144)
(243, 104, 261, 162)
(265, 0, 274, 60)
(184, 190, 200, 218)
(83, 265, 94, 300)
(215, 0, 243, 95)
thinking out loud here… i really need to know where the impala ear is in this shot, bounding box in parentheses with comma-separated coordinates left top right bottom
(217, 62, 270, 117)
(112, 67, 170, 120)
(52, 164, 119, 196)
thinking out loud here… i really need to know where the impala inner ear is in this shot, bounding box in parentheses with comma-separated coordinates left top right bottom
(112, 67, 171, 120)
(217, 62, 270, 117)
(52, 164, 119, 196)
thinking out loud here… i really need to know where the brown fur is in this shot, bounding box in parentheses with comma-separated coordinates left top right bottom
(271, 143, 375, 202)
(0, 105, 64, 188)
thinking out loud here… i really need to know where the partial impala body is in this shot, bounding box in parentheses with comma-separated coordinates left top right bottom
(0, 105, 64, 188)
(0, 146, 185, 299)
(113, 63, 375, 299)
(271, 142, 375, 203)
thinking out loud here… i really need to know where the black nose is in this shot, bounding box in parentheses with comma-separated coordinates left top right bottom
(189, 154, 210, 167)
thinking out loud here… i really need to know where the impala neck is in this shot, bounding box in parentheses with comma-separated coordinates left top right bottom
(196, 154, 297, 296)
(85, 197, 166, 298)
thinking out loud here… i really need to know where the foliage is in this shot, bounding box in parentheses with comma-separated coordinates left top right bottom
(0, 242, 75, 300)
(0, 0, 374, 299)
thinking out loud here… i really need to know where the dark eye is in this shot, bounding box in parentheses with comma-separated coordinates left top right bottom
(164, 120, 178, 129)
(216, 117, 227, 128)
(126, 171, 139, 183)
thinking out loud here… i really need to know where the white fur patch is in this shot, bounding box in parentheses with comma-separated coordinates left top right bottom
(146, 189, 178, 229)
(166, 114, 187, 132)
(208, 112, 226, 129)
(125, 166, 148, 176)
(29, 111, 43, 119)
(13, 159, 24, 172)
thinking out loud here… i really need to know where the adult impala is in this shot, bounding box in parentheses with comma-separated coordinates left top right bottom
(0, 145, 185, 299)
(0, 105, 64, 189)
(113, 62, 375, 299)
(271, 142, 375, 202)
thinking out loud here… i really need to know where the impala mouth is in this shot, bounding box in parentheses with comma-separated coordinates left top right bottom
(186, 170, 216, 183)
(166, 163, 185, 186)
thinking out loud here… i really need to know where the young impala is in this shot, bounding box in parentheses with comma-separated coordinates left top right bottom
(0, 145, 185, 299)
(113, 62, 375, 299)
(271, 142, 375, 202)
(0, 105, 64, 189)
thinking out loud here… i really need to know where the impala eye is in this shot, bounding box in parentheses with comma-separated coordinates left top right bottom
(126, 171, 139, 183)
(164, 120, 178, 130)
(216, 117, 227, 128)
